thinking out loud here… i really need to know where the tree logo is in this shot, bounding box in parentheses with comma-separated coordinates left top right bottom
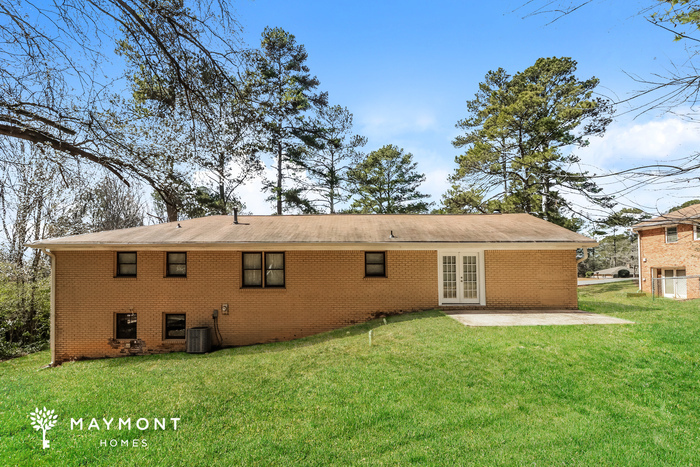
(29, 407, 58, 449)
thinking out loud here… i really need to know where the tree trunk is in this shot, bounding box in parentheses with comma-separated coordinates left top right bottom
(276, 142, 283, 215)
(219, 182, 226, 215)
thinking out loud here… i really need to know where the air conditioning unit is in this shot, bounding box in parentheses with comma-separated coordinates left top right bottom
(186, 327, 212, 354)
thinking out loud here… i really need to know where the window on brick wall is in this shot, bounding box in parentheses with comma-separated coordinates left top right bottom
(695, 225, 699, 241)
(666, 226, 678, 243)
(265, 253, 285, 287)
(166, 252, 187, 277)
(164, 314, 186, 339)
(242, 252, 285, 288)
(365, 252, 386, 277)
(242, 252, 262, 287)
(116, 252, 137, 277)
(116, 313, 137, 339)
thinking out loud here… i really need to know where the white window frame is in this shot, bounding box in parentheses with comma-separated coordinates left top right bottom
(665, 226, 678, 243)
(437, 250, 486, 306)
(694, 224, 699, 241)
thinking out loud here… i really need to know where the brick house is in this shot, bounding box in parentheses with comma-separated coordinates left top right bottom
(632, 203, 700, 299)
(29, 213, 595, 365)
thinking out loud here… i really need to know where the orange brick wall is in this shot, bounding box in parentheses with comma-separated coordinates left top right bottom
(484, 250, 578, 310)
(638, 225, 700, 298)
(52, 248, 579, 363)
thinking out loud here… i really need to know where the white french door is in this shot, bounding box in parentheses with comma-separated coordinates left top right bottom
(439, 251, 485, 305)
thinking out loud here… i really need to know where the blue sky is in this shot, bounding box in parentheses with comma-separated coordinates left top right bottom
(230, 0, 700, 217)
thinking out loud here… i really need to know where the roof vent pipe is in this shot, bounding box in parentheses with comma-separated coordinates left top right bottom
(233, 207, 238, 225)
(176, 223, 181, 229)
(389, 230, 395, 239)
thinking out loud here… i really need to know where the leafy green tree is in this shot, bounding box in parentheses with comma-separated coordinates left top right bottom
(245, 27, 328, 214)
(347, 145, 432, 214)
(442, 57, 614, 231)
(668, 199, 700, 213)
(306, 105, 367, 213)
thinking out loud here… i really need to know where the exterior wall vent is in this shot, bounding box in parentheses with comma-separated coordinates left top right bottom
(186, 327, 212, 354)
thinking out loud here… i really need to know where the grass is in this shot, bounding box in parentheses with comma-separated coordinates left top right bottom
(2, 282, 700, 466)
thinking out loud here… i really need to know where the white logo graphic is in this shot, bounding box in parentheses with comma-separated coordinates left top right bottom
(29, 407, 58, 449)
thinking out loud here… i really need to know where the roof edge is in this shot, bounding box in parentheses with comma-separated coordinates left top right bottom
(28, 241, 598, 251)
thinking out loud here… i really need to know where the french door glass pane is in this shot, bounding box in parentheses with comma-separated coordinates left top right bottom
(463, 255, 477, 299)
(443, 255, 457, 299)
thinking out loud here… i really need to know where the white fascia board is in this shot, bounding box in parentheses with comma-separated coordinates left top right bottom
(26, 241, 596, 252)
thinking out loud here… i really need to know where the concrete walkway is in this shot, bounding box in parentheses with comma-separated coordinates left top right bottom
(447, 311, 634, 327)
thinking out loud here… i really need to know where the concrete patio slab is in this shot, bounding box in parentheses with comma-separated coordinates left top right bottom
(446, 311, 634, 327)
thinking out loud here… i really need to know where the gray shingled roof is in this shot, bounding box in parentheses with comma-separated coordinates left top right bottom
(632, 203, 700, 230)
(28, 213, 596, 249)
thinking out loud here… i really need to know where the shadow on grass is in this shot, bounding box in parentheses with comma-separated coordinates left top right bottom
(95, 309, 447, 367)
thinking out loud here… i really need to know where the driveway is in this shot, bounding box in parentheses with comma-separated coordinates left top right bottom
(446, 310, 633, 327)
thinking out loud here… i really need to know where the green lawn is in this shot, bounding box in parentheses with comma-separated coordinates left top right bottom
(2, 282, 699, 466)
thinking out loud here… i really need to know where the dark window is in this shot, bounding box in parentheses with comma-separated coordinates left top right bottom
(167, 252, 187, 277)
(117, 252, 137, 277)
(242, 252, 263, 287)
(265, 253, 285, 287)
(365, 252, 386, 277)
(242, 252, 285, 288)
(165, 314, 186, 339)
(116, 313, 137, 339)
(666, 226, 678, 243)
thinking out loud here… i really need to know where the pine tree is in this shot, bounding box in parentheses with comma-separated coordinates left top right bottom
(245, 27, 328, 214)
(443, 57, 614, 230)
(347, 145, 432, 214)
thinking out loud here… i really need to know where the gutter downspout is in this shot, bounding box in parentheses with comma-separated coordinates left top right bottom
(41, 248, 56, 366)
(636, 230, 642, 291)
(576, 247, 589, 265)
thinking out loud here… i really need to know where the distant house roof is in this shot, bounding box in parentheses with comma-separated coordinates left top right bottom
(28, 213, 596, 250)
(632, 203, 700, 230)
(594, 266, 631, 275)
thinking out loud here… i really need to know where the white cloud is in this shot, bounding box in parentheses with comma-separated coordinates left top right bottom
(569, 115, 700, 216)
(577, 117, 700, 170)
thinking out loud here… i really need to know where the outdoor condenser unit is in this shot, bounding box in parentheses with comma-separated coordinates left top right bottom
(186, 327, 212, 354)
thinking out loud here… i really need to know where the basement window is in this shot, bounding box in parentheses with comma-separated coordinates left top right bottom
(116, 252, 137, 277)
(164, 314, 186, 339)
(666, 226, 678, 243)
(365, 252, 386, 277)
(166, 252, 187, 277)
(116, 313, 137, 339)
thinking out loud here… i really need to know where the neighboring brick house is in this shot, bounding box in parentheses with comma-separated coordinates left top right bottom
(29, 214, 596, 365)
(632, 204, 700, 299)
